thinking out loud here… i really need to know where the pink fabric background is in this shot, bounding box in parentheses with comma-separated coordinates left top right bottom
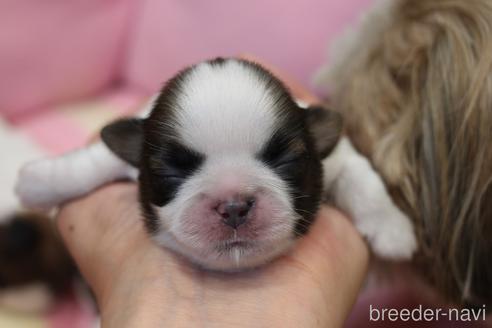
(0, 0, 135, 117)
(123, 0, 373, 93)
(0, 0, 372, 117)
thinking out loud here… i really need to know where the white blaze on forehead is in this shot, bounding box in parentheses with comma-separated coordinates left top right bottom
(174, 61, 279, 155)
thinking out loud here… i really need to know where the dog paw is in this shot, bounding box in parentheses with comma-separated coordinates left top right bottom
(355, 204, 418, 260)
(367, 208, 418, 260)
(15, 159, 58, 209)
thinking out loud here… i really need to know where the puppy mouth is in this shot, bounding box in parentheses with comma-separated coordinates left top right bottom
(163, 228, 294, 270)
(216, 240, 254, 252)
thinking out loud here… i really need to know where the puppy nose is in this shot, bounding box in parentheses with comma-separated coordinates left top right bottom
(216, 198, 255, 229)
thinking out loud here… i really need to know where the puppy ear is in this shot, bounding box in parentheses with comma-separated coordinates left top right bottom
(305, 106, 343, 158)
(101, 118, 144, 167)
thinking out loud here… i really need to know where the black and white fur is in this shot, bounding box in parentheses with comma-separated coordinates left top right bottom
(15, 58, 417, 270)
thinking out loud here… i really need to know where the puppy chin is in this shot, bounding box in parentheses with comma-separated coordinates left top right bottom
(208, 238, 296, 272)
(153, 231, 295, 271)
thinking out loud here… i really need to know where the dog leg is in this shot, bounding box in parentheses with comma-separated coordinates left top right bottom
(15, 142, 136, 209)
(323, 137, 417, 260)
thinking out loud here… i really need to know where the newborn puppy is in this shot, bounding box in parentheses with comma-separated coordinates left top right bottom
(16, 58, 416, 270)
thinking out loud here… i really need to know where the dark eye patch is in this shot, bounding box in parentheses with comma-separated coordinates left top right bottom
(145, 141, 204, 206)
(150, 141, 204, 178)
(258, 129, 312, 195)
(258, 125, 324, 237)
(259, 130, 307, 170)
(168, 142, 202, 168)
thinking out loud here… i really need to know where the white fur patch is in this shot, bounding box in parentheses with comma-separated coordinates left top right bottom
(174, 61, 279, 155)
(323, 137, 417, 259)
(15, 142, 136, 209)
(0, 119, 45, 220)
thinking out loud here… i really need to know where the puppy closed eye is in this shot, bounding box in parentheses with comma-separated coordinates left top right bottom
(155, 170, 186, 182)
(273, 153, 303, 169)
(259, 132, 307, 169)
(150, 141, 204, 180)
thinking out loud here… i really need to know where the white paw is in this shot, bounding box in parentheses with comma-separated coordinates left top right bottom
(367, 208, 418, 260)
(15, 159, 58, 209)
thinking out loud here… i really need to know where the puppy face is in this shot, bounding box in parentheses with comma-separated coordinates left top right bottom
(102, 58, 341, 270)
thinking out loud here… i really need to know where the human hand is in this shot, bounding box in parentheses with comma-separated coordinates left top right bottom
(56, 183, 369, 328)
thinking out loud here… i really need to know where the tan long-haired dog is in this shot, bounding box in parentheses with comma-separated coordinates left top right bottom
(316, 0, 492, 307)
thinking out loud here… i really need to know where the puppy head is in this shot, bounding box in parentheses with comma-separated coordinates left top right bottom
(102, 58, 342, 270)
